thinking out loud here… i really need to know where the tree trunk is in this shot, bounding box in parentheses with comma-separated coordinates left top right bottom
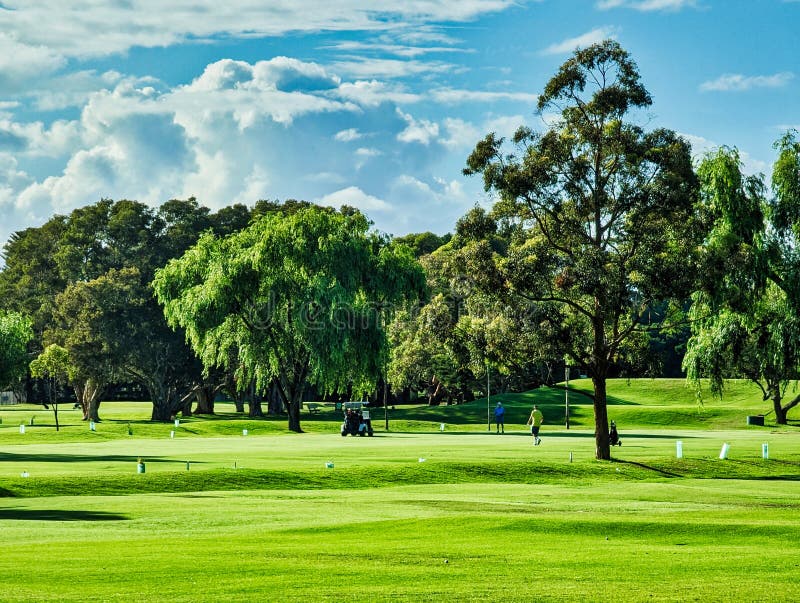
(247, 382, 264, 418)
(148, 382, 179, 422)
(266, 380, 283, 415)
(151, 402, 173, 422)
(287, 389, 303, 432)
(592, 373, 610, 460)
(50, 380, 60, 432)
(223, 377, 245, 412)
(180, 396, 195, 417)
(773, 393, 787, 425)
(89, 398, 102, 423)
(74, 378, 104, 422)
(194, 385, 216, 415)
(73, 382, 89, 421)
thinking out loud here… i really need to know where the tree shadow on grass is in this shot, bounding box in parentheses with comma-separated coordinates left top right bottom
(397, 431, 702, 440)
(0, 509, 128, 521)
(612, 459, 684, 478)
(0, 453, 174, 464)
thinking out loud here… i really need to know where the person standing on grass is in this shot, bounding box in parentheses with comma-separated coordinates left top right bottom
(494, 402, 505, 434)
(527, 405, 544, 445)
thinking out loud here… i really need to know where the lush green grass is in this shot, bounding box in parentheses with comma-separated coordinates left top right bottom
(1, 380, 799, 601)
(1, 480, 798, 601)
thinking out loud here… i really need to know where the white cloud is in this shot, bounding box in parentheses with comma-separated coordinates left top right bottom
(440, 118, 483, 150)
(2, 1, 519, 59)
(356, 147, 382, 157)
(540, 27, 618, 55)
(597, 0, 697, 10)
(325, 40, 467, 59)
(336, 80, 421, 107)
(0, 118, 82, 159)
(0, 155, 33, 210)
(0, 33, 66, 89)
(396, 109, 440, 145)
(31, 70, 127, 111)
(699, 72, 795, 92)
(431, 88, 537, 104)
(355, 147, 382, 169)
(331, 58, 456, 80)
(334, 128, 363, 142)
(316, 186, 392, 213)
(390, 174, 470, 208)
(484, 114, 531, 137)
(679, 133, 768, 175)
(174, 59, 360, 128)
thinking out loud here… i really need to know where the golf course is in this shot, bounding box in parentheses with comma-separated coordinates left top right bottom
(1, 378, 798, 602)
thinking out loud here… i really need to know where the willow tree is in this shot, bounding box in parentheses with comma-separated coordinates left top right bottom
(684, 136, 800, 424)
(153, 205, 426, 432)
(464, 40, 699, 459)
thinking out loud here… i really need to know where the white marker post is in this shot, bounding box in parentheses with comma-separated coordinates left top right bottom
(19, 424, 25, 434)
(170, 430, 175, 439)
(174, 418, 180, 428)
(242, 429, 248, 436)
(440, 423, 445, 432)
(719, 443, 730, 460)
(676, 441, 683, 459)
(89, 421, 96, 431)
(762, 443, 769, 460)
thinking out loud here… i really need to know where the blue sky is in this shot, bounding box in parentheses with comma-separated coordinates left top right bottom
(1, 0, 798, 247)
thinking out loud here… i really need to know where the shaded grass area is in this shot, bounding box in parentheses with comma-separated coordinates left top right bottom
(3, 457, 799, 499)
(2, 379, 798, 446)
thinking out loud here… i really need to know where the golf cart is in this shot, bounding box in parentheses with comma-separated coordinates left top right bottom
(340, 402, 374, 437)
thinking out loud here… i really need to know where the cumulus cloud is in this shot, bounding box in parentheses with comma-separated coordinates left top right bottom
(0, 52, 495, 244)
(316, 186, 392, 213)
(0, 33, 66, 92)
(396, 109, 440, 145)
(699, 72, 795, 92)
(175, 58, 359, 128)
(540, 27, 618, 55)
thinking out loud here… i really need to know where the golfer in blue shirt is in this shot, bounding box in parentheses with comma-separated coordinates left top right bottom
(494, 402, 505, 434)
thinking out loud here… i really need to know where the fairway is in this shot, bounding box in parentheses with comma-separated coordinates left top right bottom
(1, 383, 799, 602)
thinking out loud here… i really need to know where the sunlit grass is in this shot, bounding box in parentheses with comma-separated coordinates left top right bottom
(0, 380, 798, 601)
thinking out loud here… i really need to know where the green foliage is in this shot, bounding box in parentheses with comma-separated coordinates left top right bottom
(153, 205, 426, 431)
(0, 311, 33, 389)
(391, 231, 451, 258)
(29, 344, 70, 382)
(29, 343, 71, 430)
(686, 139, 800, 423)
(464, 41, 700, 458)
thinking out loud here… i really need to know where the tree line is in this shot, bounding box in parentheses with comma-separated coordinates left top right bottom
(1, 41, 798, 459)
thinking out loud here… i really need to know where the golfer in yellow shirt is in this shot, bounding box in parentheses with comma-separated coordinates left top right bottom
(527, 405, 544, 445)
